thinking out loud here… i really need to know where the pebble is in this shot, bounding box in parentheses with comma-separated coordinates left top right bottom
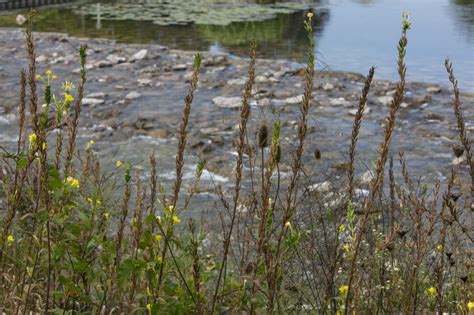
(82, 98, 105, 106)
(426, 86, 441, 94)
(307, 181, 332, 193)
(285, 95, 304, 104)
(323, 83, 335, 91)
(349, 107, 370, 116)
(376, 96, 393, 106)
(227, 78, 246, 85)
(126, 91, 142, 100)
(137, 78, 152, 86)
(172, 64, 188, 71)
(212, 96, 241, 109)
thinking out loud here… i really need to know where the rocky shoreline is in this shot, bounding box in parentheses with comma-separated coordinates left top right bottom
(1, 28, 473, 197)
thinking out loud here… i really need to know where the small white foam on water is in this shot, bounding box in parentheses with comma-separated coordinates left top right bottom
(183, 169, 228, 183)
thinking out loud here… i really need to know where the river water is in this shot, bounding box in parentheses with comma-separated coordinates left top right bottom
(0, 0, 473, 89)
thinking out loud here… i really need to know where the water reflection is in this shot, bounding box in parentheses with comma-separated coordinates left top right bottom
(449, 0, 474, 43)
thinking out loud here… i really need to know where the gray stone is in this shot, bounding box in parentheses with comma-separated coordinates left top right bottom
(126, 91, 142, 100)
(82, 98, 105, 106)
(213, 96, 241, 109)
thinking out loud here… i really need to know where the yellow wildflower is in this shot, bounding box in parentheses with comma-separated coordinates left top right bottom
(437, 244, 443, 251)
(172, 215, 181, 224)
(45, 70, 52, 75)
(168, 205, 176, 212)
(7, 235, 14, 243)
(64, 93, 74, 102)
(339, 225, 346, 233)
(116, 161, 123, 167)
(42, 142, 46, 150)
(339, 285, 349, 294)
(104, 212, 110, 220)
(28, 133, 37, 144)
(96, 200, 101, 206)
(52, 75, 58, 80)
(87, 197, 93, 204)
(146, 303, 152, 312)
(155, 234, 162, 242)
(66, 176, 79, 188)
(62, 81, 75, 92)
(36, 74, 42, 80)
(343, 244, 350, 251)
(284, 221, 292, 229)
(467, 301, 474, 310)
(426, 287, 437, 296)
(307, 12, 313, 19)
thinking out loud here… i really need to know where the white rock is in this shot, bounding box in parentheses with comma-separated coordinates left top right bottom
(255, 75, 268, 83)
(452, 155, 466, 166)
(130, 49, 148, 62)
(285, 95, 304, 104)
(359, 170, 374, 185)
(355, 189, 370, 199)
(349, 107, 370, 116)
(82, 98, 105, 106)
(377, 96, 393, 106)
(106, 54, 127, 64)
(426, 86, 441, 94)
(212, 96, 241, 109)
(329, 97, 351, 107)
(183, 72, 194, 81)
(172, 64, 188, 71)
(36, 55, 47, 63)
(227, 78, 246, 85)
(308, 181, 332, 193)
(125, 91, 142, 100)
(323, 83, 335, 91)
(137, 78, 152, 86)
(16, 14, 26, 26)
(88, 92, 106, 98)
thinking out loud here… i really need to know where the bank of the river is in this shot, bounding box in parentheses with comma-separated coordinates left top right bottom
(0, 28, 473, 200)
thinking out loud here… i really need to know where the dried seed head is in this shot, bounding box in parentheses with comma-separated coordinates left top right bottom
(453, 144, 464, 158)
(275, 145, 281, 164)
(258, 124, 269, 148)
(314, 148, 321, 160)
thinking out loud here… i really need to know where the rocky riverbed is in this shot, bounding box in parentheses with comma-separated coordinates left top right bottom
(0, 28, 473, 205)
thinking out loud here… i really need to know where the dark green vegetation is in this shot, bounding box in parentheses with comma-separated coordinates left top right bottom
(0, 12, 473, 314)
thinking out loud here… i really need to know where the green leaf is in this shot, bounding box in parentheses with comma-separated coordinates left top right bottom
(16, 155, 28, 171)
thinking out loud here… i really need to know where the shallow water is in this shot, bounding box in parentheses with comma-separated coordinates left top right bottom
(0, 0, 473, 89)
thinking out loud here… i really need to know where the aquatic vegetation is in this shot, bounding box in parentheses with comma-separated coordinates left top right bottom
(75, 0, 317, 26)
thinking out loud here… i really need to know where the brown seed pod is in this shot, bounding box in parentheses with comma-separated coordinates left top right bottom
(314, 148, 321, 160)
(275, 145, 281, 164)
(258, 124, 269, 148)
(452, 144, 464, 158)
